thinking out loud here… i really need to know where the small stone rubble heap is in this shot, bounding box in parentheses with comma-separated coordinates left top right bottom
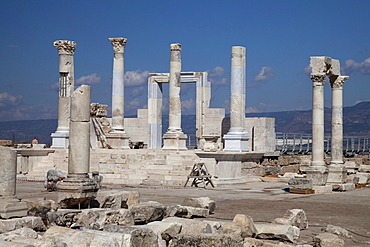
(0, 191, 355, 247)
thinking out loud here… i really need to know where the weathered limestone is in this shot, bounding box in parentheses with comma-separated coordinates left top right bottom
(272, 209, 308, 230)
(169, 234, 244, 247)
(223, 46, 249, 152)
(162, 43, 188, 150)
(254, 223, 300, 243)
(57, 85, 99, 208)
(327, 76, 349, 185)
(162, 217, 212, 235)
(313, 232, 345, 247)
(51, 40, 76, 149)
(103, 225, 160, 247)
(165, 205, 210, 218)
(107, 37, 130, 149)
(0, 216, 46, 233)
(94, 190, 140, 209)
(0, 146, 27, 219)
(232, 214, 257, 238)
(129, 201, 166, 224)
(182, 197, 216, 213)
(148, 77, 163, 149)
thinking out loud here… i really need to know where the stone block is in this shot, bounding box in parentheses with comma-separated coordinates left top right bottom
(140, 221, 182, 242)
(288, 178, 313, 190)
(43, 225, 131, 247)
(75, 208, 135, 230)
(202, 220, 222, 234)
(0, 227, 39, 241)
(182, 197, 216, 213)
(352, 172, 370, 184)
(233, 214, 257, 238)
(0, 200, 28, 219)
(325, 224, 352, 239)
(162, 217, 212, 235)
(169, 234, 244, 247)
(313, 232, 344, 247)
(165, 205, 209, 218)
(0, 240, 34, 247)
(129, 201, 166, 224)
(23, 199, 58, 220)
(103, 225, 159, 247)
(255, 223, 300, 243)
(344, 161, 358, 173)
(47, 209, 82, 227)
(345, 175, 359, 185)
(313, 185, 332, 194)
(273, 209, 308, 230)
(220, 221, 243, 236)
(94, 190, 140, 209)
(0, 216, 46, 234)
(359, 165, 370, 173)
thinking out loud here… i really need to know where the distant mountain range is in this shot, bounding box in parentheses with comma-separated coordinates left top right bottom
(1, 101, 369, 145)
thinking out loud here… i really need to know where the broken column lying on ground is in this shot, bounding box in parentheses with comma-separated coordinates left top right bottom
(0, 146, 28, 218)
(57, 85, 99, 208)
(51, 40, 76, 149)
(162, 43, 188, 150)
(106, 37, 130, 149)
(223, 46, 249, 152)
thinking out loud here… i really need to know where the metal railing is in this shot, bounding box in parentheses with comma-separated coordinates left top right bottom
(275, 133, 370, 155)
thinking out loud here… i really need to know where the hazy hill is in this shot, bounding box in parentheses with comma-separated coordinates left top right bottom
(1, 102, 369, 145)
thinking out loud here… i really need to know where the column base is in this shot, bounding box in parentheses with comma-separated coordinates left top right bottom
(0, 198, 28, 219)
(51, 129, 69, 149)
(326, 165, 347, 184)
(223, 130, 249, 152)
(201, 135, 220, 152)
(306, 166, 328, 186)
(57, 174, 99, 209)
(162, 130, 188, 151)
(106, 131, 130, 149)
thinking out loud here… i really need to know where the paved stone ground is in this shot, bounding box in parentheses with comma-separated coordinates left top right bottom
(16, 179, 370, 246)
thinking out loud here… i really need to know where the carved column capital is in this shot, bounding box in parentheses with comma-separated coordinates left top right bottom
(53, 40, 76, 55)
(310, 74, 326, 86)
(108, 38, 127, 53)
(170, 43, 182, 51)
(330, 75, 349, 89)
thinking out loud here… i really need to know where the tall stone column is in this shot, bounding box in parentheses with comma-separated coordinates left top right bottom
(57, 85, 98, 208)
(148, 78, 163, 149)
(327, 75, 349, 185)
(307, 73, 328, 185)
(106, 38, 130, 149)
(162, 43, 187, 150)
(51, 40, 76, 149)
(223, 46, 249, 152)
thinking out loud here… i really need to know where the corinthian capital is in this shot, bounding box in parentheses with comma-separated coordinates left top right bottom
(170, 43, 182, 51)
(108, 38, 127, 53)
(310, 74, 326, 86)
(330, 75, 349, 89)
(53, 40, 76, 55)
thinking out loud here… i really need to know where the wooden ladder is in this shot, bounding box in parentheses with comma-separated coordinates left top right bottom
(184, 162, 215, 188)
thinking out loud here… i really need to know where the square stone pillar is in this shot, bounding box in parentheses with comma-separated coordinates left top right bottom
(148, 78, 163, 149)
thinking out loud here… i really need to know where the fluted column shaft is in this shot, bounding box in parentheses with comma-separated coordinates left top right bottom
(168, 43, 182, 132)
(109, 38, 127, 132)
(311, 74, 326, 166)
(330, 76, 348, 165)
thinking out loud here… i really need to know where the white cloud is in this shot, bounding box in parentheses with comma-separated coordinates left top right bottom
(127, 86, 146, 100)
(246, 107, 259, 113)
(181, 98, 195, 114)
(341, 58, 370, 75)
(124, 69, 150, 87)
(76, 73, 102, 85)
(209, 77, 228, 86)
(303, 65, 312, 75)
(0, 92, 23, 108)
(254, 67, 275, 82)
(209, 66, 226, 77)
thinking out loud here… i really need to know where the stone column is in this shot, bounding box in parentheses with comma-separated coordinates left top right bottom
(0, 146, 27, 218)
(327, 75, 350, 185)
(106, 38, 130, 149)
(162, 43, 187, 150)
(148, 78, 163, 149)
(223, 46, 249, 152)
(51, 40, 76, 149)
(307, 73, 328, 186)
(57, 85, 98, 208)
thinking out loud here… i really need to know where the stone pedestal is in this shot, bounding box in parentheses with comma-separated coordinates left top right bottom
(223, 46, 249, 152)
(326, 165, 347, 184)
(305, 166, 328, 186)
(0, 146, 28, 218)
(106, 132, 130, 149)
(162, 43, 188, 150)
(57, 85, 98, 208)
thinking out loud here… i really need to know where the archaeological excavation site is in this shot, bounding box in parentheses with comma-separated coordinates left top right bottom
(0, 38, 369, 247)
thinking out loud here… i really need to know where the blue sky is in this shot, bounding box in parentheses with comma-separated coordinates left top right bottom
(1, 0, 370, 121)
